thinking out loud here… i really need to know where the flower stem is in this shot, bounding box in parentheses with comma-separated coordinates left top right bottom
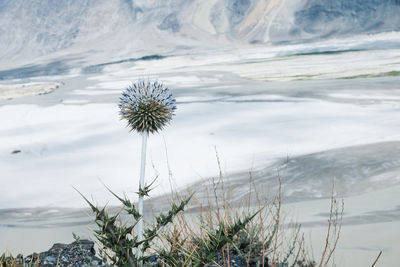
(137, 131, 148, 266)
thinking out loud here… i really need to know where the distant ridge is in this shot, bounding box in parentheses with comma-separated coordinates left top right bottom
(0, 0, 399, 64)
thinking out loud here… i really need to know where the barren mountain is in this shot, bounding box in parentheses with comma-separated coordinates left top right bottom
(1, 0, 399, 66)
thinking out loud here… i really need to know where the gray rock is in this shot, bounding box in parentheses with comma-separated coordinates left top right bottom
(24, 240, 105, 267)
(43, 255, 57, 265)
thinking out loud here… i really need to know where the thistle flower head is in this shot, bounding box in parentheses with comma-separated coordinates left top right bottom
(119, 80, 176, 134)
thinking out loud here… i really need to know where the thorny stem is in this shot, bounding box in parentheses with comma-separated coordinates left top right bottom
(138, 131, 148, 266)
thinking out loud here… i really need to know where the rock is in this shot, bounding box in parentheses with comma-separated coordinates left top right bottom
(20, 240, 270, 266)
(49, 243, 68, 252)
(11, 150, 21, 154)
(249, 255, 269, 267)
(204, 251, 270, 267)
(24, 240, 105, 267)
(204, 251, 247, 267)
(43, 255, 57, 265)
(147, 254, 160, 266)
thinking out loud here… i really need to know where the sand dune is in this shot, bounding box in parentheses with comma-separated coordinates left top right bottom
(0, 82, 61, 100)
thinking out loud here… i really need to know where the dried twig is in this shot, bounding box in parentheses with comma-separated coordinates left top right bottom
(371, 251, 382, 267)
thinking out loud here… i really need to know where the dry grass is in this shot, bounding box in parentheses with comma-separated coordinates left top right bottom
(147, 152, 320, 267)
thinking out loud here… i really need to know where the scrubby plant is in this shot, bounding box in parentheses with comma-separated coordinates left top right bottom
(151, 168, 320, 267)
(190, 211, 262, 266)
(77, 187, 192, 266)
(76, 79, 181, 266)
(155, 210, 263, 267)
(119, 79, 176, 264)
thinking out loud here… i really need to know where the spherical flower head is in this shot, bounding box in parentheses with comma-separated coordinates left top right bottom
(119, 80, 176, 134)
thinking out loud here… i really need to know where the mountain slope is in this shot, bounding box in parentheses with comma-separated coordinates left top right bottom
(0, 0, 399, 65)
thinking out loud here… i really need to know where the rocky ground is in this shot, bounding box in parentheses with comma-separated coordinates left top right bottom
(11, 240, 104, 267)
(5, 240, 270, 267)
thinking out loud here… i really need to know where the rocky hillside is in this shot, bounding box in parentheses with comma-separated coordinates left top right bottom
(0, 0, 399, 65)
